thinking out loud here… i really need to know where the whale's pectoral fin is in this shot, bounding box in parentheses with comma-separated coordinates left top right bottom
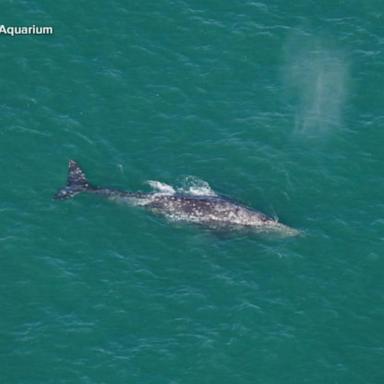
(54, 160, 94, 200)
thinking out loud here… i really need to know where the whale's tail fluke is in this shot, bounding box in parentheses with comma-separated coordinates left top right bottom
(54, 160, 93, 200)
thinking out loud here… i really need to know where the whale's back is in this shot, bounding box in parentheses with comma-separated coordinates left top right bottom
(146, 194, 270, 227)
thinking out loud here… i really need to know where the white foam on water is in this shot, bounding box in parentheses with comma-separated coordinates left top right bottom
(146, 180, 176, 195)
(147, 176, 217, 197)
(178, 176, 217, 196)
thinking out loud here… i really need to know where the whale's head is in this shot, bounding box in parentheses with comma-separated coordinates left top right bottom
(259, 218, 301, 237)
(272, 222, 301, 237)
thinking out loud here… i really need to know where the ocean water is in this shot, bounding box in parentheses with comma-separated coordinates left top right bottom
(1, 1, 383, 383)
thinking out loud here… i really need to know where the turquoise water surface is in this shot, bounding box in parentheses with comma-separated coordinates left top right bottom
(1, 1, 383, 383)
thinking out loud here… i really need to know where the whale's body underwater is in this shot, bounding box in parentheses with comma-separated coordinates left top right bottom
(55, 160, 299, 236)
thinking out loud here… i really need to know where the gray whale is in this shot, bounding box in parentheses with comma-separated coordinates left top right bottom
(55, 160, 299, 236)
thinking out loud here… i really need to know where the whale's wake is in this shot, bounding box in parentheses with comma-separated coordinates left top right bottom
(147, 176, 217, 197)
